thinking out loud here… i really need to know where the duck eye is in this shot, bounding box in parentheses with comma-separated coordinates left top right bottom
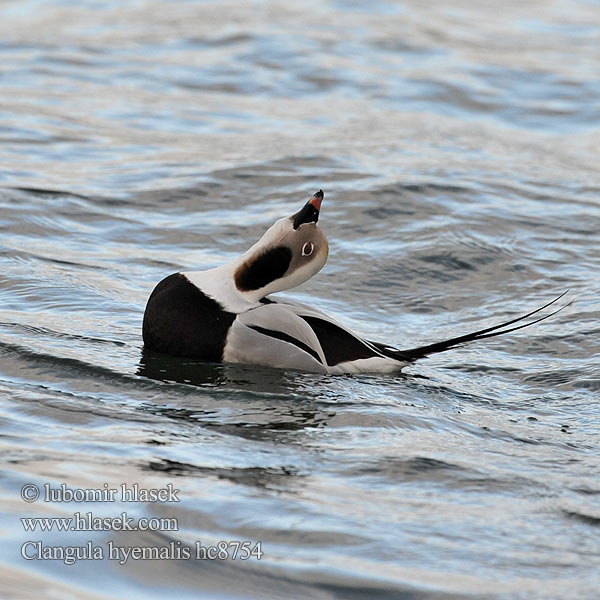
(302, 242, 314, 256)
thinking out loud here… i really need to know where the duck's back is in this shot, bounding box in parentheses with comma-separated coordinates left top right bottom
(142, 273, 236, 360)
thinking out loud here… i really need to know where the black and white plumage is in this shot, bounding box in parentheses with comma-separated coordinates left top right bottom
(142, 190, 568, 374)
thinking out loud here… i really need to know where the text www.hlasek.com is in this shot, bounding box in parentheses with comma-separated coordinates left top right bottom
(21, 512, 177, 532)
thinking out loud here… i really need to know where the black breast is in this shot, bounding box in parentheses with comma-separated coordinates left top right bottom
(142, 273, 236, 360)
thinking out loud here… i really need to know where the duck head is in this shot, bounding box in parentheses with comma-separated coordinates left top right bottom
(233, 190, 329, 301)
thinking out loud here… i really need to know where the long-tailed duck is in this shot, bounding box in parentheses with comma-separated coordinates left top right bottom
(142, 190, 568, 374)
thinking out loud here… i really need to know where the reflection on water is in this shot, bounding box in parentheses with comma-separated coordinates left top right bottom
(138, 349, 229, 387)
(144, 459, 302, 492)
(138, 349, 335, 443)
(1, 0, 599, 599)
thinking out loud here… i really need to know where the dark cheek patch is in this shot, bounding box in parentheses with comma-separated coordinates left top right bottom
(235, 246, 292, 291)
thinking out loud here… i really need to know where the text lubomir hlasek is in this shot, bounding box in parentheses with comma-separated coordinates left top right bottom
(42, 483, 180, 503)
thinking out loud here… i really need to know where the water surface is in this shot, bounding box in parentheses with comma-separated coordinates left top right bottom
(0, 1, 599, 599)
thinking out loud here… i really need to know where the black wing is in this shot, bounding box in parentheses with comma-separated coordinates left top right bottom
(298, 315, 390, 366)
(260, 298, 407, 367)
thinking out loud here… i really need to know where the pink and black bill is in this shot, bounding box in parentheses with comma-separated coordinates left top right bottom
(292, 190, 323, 230)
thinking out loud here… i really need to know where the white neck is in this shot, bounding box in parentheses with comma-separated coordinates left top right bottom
(182, 258, 259, 314)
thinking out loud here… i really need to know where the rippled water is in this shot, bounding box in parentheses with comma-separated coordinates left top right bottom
(1, 1, 599, 598)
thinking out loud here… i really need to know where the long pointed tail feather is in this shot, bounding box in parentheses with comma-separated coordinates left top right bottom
(396, 291, 571, 362)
